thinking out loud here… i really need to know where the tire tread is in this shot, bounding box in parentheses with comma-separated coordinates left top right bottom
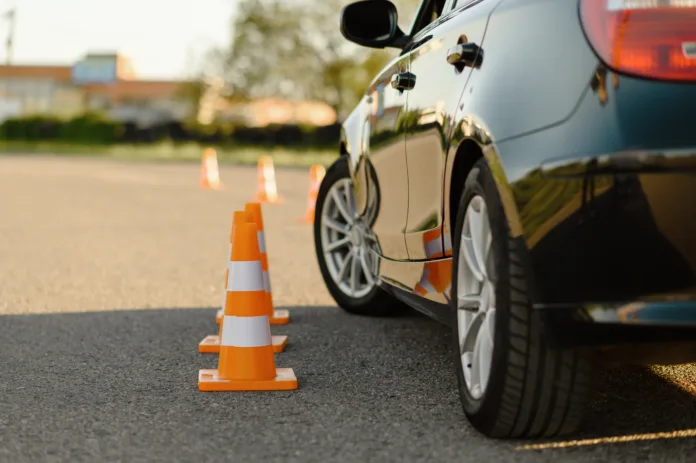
(490, 237, 593, 438)
(454, 158, 594, 439)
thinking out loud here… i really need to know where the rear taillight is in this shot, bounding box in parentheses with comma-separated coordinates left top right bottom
(580, 0, 696, 82)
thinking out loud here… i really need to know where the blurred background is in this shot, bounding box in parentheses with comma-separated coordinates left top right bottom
(0, 0, 420, 165)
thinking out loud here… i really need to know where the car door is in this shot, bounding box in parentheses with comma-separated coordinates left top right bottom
(360, 54, 412, 261)
(403, 0, 499, 260)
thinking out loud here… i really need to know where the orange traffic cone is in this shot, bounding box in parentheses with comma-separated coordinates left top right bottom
(245, 202, 290, 325)
(200, 147, 222, 190)
(198, 215, 297, 392)
(254, 155, 283, 204)
(199, 212, 288, 354)
(215, 236, 233, 325)
(299, 164, 326, 223)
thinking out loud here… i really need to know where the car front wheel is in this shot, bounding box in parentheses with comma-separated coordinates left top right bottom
(451, 158, 595, 438)
(313, 156, 403, 316)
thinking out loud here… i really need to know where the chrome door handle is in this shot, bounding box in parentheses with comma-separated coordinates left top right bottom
(390, 72, 417, 91)
(446, 42, 483, 68)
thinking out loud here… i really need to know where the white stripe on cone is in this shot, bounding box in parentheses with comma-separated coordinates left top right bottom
(257, 231, 266, 253)
(444, 233, 452, 253)
(418, 279, 436, 294)
(424, 238, 443, 259)
(220, 315, 272, 347)
(263, 270, 271, 293)
(226, 261, 264, 291)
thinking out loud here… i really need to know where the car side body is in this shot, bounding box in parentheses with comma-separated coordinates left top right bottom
(313, 0, 696, 439)
(339, 0, 696, 356)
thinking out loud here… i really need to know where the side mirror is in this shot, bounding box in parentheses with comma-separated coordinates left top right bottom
(340, 0, 406, 49)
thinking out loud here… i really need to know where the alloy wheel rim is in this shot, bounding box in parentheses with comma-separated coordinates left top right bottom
(320, 178, 378, 299)
(457, 195, 496, 400)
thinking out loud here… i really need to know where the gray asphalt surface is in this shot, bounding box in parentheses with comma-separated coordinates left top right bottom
(1, 155, 696, 462)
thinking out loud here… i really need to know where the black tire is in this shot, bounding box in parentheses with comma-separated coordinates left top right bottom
(451, 158, 595, 438)
(313, 156, 404, 316)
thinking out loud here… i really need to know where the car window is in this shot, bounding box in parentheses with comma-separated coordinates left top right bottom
(394, 0, 423, 32)
(443, 0, 480, 14)
(409, 0, 447, 37)
(443, 0, 458, 12)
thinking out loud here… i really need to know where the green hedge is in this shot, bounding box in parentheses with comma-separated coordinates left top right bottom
(0, 114, 123, 144)
(0, 114, 341, 147)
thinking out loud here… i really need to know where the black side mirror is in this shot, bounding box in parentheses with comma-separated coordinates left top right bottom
(340, 0, 406, 49)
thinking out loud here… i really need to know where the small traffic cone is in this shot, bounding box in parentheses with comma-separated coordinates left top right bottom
(200, 147, 222, 190)
(200, 211, 287, 354)
(198, 216, 297, 392)
(245, 202, 290, 325)
(299, 164, 326, 223)
(215, 243, 232, 325)
(254, 155, 283, 204)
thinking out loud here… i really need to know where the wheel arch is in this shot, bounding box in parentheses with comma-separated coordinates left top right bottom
(446, 139, 483, 236)
(444, 129, 524, 244)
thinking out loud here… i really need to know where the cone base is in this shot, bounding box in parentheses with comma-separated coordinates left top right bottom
(198, 367, 298, 391)
(215, 309, 223, 325)
(270, 309, 290, 325)
(199, 335, 288, 354)
(200, 182, 223, 191)
(255, 193, 285, 205)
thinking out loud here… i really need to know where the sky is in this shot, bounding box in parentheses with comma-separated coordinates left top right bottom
(0, 0, 235, 79)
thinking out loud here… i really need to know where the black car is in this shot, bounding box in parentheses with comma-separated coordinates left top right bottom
(313, 0, 696, 439)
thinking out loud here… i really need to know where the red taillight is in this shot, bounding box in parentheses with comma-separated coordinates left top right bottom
(580, 0, 696, 82)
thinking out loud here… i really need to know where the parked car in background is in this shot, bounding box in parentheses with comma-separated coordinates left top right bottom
(313, 0, 696, 439)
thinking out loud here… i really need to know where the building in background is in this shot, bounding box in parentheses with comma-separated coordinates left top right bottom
(0, 51, 337, 128)
(0, 52, 194, 128)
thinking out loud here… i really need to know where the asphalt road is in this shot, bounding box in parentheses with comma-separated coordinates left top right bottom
(1, 155, 696, 463)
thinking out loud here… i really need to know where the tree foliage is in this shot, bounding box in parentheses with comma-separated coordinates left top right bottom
(218, 0, 421, 118)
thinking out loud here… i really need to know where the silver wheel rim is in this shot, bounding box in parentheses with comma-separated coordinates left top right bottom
(320, 177, 378, 299)
(457, 195, 496, 400)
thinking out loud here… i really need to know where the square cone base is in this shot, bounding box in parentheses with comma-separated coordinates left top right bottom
(255, 194, 285, 205)
(198, 334, 288, 354)
(198, 367, 297, 391)
(269, 309, 290, 325)
(215, 309, 223, 325)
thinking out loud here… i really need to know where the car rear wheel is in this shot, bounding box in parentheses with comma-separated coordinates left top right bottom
(451, 158, 595, 438)
(313, 156, 403, 316)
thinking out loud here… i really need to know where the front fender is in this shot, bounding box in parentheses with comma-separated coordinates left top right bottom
(340, 97, 372, 218)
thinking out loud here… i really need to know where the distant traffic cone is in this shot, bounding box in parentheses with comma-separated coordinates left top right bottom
(200, 211, 288, 354)
(198, 217, 297, 392)
(254, 155, 283, 204)
(245, 202, 290, 325)
(299, 164, 326, 223)
(200, 147, 222, 190)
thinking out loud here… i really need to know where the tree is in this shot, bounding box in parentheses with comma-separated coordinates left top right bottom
(217, 0, 421, 119)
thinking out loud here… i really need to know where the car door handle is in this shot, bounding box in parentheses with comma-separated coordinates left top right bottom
(390, 72, 416, 91)
(446, 42, 483, 68)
